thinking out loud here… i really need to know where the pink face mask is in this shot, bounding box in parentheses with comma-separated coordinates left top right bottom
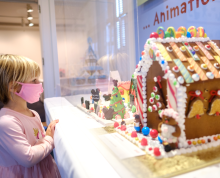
(15, 82, 44, 104)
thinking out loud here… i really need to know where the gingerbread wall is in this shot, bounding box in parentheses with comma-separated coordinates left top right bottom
(185, 79, 220, 139)
(146, 61, 167, 130)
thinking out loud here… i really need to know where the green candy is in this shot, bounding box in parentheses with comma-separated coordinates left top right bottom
(155, 95, 160, 100)
(165, 31, 170, 38)
(131, 105, 136, 113)
(158, 110, 162, 114)
(132, 74, 134, 78)
(173, 80, 177, 86)
(148, 106, 152, 112)
(147, 40, 151, 44)
(151, 92, 155, 98)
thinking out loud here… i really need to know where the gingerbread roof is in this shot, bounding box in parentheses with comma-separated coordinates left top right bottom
(134, 26, 220, 87)
(118, 81, 131, 90)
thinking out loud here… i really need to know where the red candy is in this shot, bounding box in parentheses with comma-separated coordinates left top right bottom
(154, 147, 161, 156)
(131, 131, 137, 138)
(150, 129, 158, 139)
(174, 66, 178, 70)
(136, 65, 138, 68)
(184, 42, 188, 46)
(150, 32, 159, 39)
(207, 45, 210, 48)
(141, 138, 148, 146)
(121, 125, 126, 131)
(149, 147, 152, 151)
(187, 141, 192, 145)
(141, 51, 145, 55)
(114, 122, 119, 128)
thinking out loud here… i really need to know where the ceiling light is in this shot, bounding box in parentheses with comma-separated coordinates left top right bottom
(27, 4, 33, 12)
(27, 13, 33, 20)
(28, 21, 34, 27)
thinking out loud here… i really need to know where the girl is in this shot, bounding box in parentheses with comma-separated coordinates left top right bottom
(0, 54, 61, 178)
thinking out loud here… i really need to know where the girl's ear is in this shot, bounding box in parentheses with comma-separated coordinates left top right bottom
(9, 82, 14, 93)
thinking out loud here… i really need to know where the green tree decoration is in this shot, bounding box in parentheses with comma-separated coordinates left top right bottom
(110, 80, 125, 119)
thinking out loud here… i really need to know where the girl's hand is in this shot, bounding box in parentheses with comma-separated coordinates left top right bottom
(46, 119, 59, 138)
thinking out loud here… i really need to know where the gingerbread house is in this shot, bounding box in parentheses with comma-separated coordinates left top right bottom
(133, 26, 220, 148)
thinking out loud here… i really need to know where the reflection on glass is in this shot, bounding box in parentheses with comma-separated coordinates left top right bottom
(55, 0, 135, 96)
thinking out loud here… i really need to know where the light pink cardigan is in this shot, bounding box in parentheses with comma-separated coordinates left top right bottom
(0, 108, 61, 178)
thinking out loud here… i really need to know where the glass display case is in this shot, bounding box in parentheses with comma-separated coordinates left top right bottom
(51, 0, 220, 177)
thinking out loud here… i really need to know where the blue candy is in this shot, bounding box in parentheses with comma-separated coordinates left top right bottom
(187, 31, 191, 38)
(140, 56, 142, 61)
(142, 127, 150, 136)
(158, 136, 163, 144)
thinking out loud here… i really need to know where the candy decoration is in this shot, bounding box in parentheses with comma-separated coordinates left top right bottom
(150, 32, 159, 39)
(155, 95, 160, 100)
(180, 46, 186, 52)
(141, 138, 148, 146)
(208, 42, 220, 56)
(121, 125, 126, 131)
(149, 48, 156, 60)
(153, 86, 158, 92)
(157, 102, 162, 108)
(141, 51, 145, 55)
(214, 63, 220, 69)
(152, 105, 157, 111)
(187, 31, 191, 38)
(154, 147, 161, 156)
(131, 131, 137, 138)
(204, 33, 207, 38)
(188, 26, 197, 37)
(188, 141, 192, 145)
(178, 76, 184, 84)
(150, 129, 158, 139)
(187, 58, 208, 81)
(200, 56, 220, 78)
(192, 74, 200, 81)
(148, 106, 152, 112)
(208, 90, 220, 102)
(157, 26, 165, 39)
(175, 32, 182, 38)
(183, 42, 200, 61)
(165, 31, 170, 38)
(167, 27, 176, 38)
(177, 26, 187, 36)
(170, 42, 187, 61)
(142, 127, 150, 136)
(173, 59, 194, 83)
(189, 90, 204, 100)
(197, 27, 205, 37)
(201, 64, 208, 70)
(155, 42, 172, 61)
(158, 136, 163, 144)
(209, 99, 220, 115)
(149, 97, 154, 104)
(151, 92, 155, 98)
(172, 66, 179, 72)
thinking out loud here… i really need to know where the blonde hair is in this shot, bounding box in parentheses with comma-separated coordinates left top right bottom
(0, 54, 40, 104)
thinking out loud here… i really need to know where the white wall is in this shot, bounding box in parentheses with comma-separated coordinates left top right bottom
(0, 29, 43, 80)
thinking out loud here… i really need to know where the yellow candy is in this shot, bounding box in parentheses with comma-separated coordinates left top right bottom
(115, 104, 117, 107)
(218, 135, 220, 139)
(181, 46, 186, 50)
(135, 137, 139, 141)
(107, 106, 109, 109)
(197, 140, 202, 144)
(192, 141, 197, 145)
(128, 133, 131, 136)
(111, 97, 113, 99)
(204, 33, 207, 38)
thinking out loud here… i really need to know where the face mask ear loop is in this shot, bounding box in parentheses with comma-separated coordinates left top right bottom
(15, 82, 23, 95)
